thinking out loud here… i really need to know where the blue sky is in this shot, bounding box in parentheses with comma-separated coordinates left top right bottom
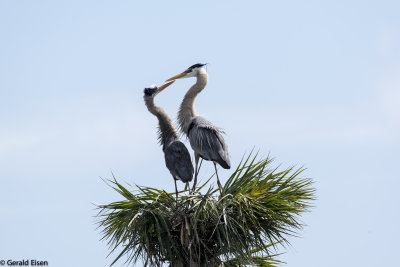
(1, 1, 399, 266)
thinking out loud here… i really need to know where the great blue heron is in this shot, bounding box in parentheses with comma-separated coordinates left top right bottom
(143, 82, 194, 199)
(165, 64, 231, 191)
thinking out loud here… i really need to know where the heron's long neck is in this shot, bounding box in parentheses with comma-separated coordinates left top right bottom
(178, 71, 208, 134)
(144, 97, 178, 149)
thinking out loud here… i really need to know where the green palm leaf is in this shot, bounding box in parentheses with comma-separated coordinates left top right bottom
(96, 152, 315, 266)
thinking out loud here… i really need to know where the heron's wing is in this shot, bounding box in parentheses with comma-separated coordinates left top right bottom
(188, 117, 231, 169)
(164, 141, 194, 183)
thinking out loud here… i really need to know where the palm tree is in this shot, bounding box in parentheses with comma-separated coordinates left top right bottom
(96, 152, 315, 266)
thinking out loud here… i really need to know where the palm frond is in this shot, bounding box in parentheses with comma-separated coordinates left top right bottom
(96, 152, 315, 266)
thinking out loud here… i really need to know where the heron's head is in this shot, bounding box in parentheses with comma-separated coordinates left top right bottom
(143, 81, 174, 98)
(166, 63, 207, 81)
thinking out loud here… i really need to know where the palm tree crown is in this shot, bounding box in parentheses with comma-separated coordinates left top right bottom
(96, 152, 315, 266)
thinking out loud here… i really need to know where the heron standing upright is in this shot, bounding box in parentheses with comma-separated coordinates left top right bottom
(165, 64, 230, 191)
(143, 82, 194, 199)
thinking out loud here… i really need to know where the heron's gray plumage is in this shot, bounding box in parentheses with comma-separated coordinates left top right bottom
(188, 116, 230, 169)
(176, 65, 231, 168)
(164, 141, 194, 182)
(144, 90, 194, 183)
(144, 96, 178, 150)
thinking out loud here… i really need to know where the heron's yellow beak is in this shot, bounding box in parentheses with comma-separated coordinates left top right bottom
(158, 81, 175, 92)
(165, 72, 187, 82)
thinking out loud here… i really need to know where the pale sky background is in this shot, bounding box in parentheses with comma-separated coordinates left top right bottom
(1, 1, 399, 266)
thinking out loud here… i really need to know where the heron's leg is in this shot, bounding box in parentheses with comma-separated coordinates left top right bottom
(192, 153, 200, 191)
(213, 162, 223, 194)
(198, 158, 204, 177)
(185, 182, 189, 191)
(174, 178, 178, 201)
